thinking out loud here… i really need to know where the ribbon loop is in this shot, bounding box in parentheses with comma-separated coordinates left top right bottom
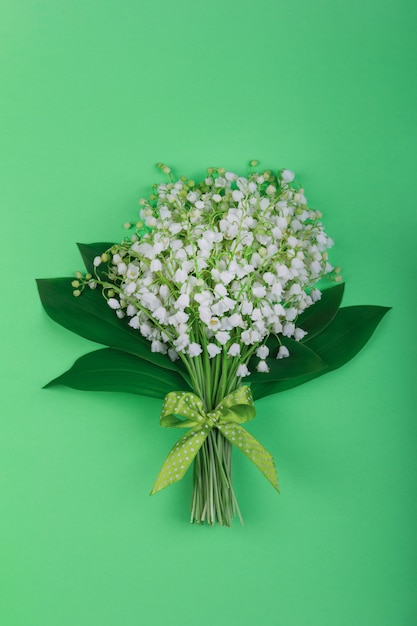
(160, 391, 206, 428)
(151, 386, 279, 495)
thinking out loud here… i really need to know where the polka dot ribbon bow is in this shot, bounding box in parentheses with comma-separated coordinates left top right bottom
(151, 386, 279, 494)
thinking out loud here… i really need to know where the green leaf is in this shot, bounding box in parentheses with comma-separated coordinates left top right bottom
(306, 305, 391, 370)
(250, 305, 390, 400)
(297, 282, 345, 342)
(77, 242, 115, 275)
(247, 336, 328, 384)
(45, 348, 192, 399)
(250, 372, 322, 401)
(36, 277, 190, 382)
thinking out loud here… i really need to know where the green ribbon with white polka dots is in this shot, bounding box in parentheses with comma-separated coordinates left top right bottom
(151, 386, 279, 495)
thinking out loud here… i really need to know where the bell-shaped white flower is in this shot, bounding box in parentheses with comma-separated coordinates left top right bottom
(256, 345, 269, 359)
(280, 169, 295, 183)
(174, 294, 190, 310)
(232, 190, 244, 202)
(214, 283, 228, 298)
(227, 343, 241, 357)
(168, 348, 179, 362)
(294, 328, 307, 341)
(252, 284, 266, 298)
(151, 340, 168, 354)
(277, 345, 290, 359)
(150, 259, 162, 272)
(128, 316, 140, 329)
(188, 342, 203, 357)
(107, 298, 120, 310)
(256, 360, 269, 373)
(215, 331, 230, 345)
(207, 343, 222, 358)
(237, 364, 250, 377)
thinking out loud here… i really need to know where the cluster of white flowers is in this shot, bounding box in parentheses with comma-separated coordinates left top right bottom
(85, 163, 338, 379)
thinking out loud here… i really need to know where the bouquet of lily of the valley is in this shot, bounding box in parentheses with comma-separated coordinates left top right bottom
(37, 162, 389, 526)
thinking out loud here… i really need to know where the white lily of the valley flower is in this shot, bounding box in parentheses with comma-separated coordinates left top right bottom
(252, 284, 266, 298)
(198, 306, 212, 325)
(232, 190, 244, 202)
(241, 329, 261, 345)
(174, 334, 190, 351)
(237, 364, 250, 377)
(282, 322, 295, 337)
(277, 345, 290, 359)
(294, 328, 307, 341)
(207, 343, 222, 358)
(168, 348, 179, 361)
(174, 294, 190, 310)
(256, 345, 269, 359)
(153, 306, 168, 323)
(124, 282, 136, 296)
(127, 264, 139, 279)
(150, 259, 162, 272)
(214, 283, 228, 298)
(128, 316, 140, 329)
(229, 313, 245, 328)
(188, 342, 203, 357)
(151, 340, 167, 354)
(215, 331, 230, 345)
(281, 169, 295, 183)
(107, 298, 120, 309)
(219, 271, 235, 285)
(227, 343, 241, 357)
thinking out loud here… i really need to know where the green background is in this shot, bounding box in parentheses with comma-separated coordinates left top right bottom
(1, 0, 416, 624)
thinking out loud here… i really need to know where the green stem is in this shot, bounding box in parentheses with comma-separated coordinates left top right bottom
(189, 368, 243, 527)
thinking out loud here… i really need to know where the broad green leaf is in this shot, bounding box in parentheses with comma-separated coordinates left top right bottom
(251, 305, 390, 400)
(247, 336, 328, 384)
(36, 277, 190, 382)
(306, 305, 391, 370)
(297, 282, 345, 342)
(45, 348, 192, 399)
(77, 242, 115, 275)
(250, 372, 322, 401)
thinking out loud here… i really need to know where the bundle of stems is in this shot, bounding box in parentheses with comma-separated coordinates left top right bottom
(185, 346, 245, 526)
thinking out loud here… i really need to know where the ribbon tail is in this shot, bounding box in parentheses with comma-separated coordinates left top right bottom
(218, 423, 280, 492)
(150, 427, 208, 495)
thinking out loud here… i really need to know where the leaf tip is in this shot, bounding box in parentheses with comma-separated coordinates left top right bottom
(42, 377, 60, 389)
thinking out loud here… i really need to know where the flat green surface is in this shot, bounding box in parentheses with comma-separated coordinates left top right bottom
(1, 1, 416, 624)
